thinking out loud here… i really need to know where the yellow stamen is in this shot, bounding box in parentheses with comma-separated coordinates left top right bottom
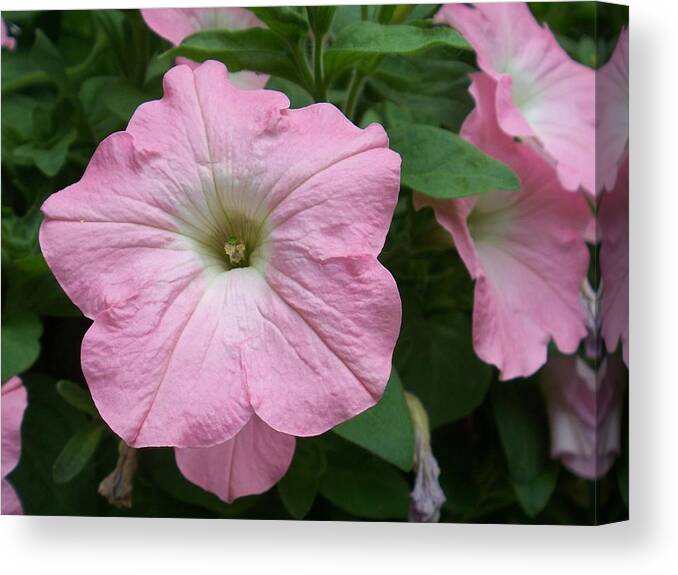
(224, 237, 246, 266)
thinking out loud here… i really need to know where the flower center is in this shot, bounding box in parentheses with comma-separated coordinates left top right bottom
(224, 236, 248, 267)
(174, 202, 269, 274)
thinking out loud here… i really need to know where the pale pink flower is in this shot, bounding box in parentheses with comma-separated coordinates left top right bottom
(435, 2, 595, 195)
(2, 377, 27, 515)
(542, 355, 625, 480)
(1, 18, 16, 51)
(141, 8, 268, 90)
(600, 156, 629, 366)
(40, 61, 402, 449)
(415, 73, 590, 380)
(597, 28, 629, 194)
(175, 415, 295, 502)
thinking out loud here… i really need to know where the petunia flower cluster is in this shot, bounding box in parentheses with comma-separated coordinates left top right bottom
(423, 3, 593, 381)
(430, 3, 628, 479)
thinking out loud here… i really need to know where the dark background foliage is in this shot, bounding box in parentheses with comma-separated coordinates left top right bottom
(1, 3, 628, 523)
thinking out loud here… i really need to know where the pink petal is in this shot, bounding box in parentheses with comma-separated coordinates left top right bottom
(175, 415, 295, 503)
(436, 2, 595, 194)
(142, 8, 268, 90)
(542, 355, 625, 480)
(250, 248, 401, 436)
(597, 28, 629, 194)
(417, 73, 590, 380)
(245, 105, 401, 435)
(224, 100, 401, 227)
(1, 19, 16, 51)
(175, 56, 267, 90)
(80, 270, 260, 447)
(41, 61, 401, 447)
(600, 156, 629, 366)
(2, 377, 27, 514)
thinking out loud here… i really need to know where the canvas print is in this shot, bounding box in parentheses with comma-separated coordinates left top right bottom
(0, 2, 628, 524)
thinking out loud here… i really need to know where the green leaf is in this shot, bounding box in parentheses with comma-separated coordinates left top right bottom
(389, 122, 521, 199)
(79, 75, 153, 140)
(1, 94, 40, 155)
(277, 438, 326, 519)
(91, 10, 129, 78)
(307, 6, 336, 37)
(79, 77, 127, 140)
(1, 312, 42, 381)
(13, 128, 77, 177)
(513, 461, 560, 518)
(248, 6, 308, 39)
(492, 379, 550, 484)
(3, 255, 80, 318)
(53, 423, 105, 483)
(265, 77, 313, 109)
(409, 5, 441, 21)
(1, 206, 41, 262)
(395, 305, 492, 429)
(103, 80, 153, 122)
(168, 28, 302, 85)
(370, 56, 474, 131)
(56, 380, 98, 417)
(333, 370, 414, 471)
(1, 50, 46, 95)
(318, 437, 410, 519)
(9, 374, 99, 515)
(325, 22, 470, 77)
(30, 30, 69, 92)
(330, 5, 364, 36)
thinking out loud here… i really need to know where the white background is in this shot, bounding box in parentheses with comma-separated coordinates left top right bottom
(0, 0, 675, 572)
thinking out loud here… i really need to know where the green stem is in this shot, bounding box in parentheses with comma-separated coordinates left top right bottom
(344, 70, 366, 121)
(312, 32, 327, 102)
(290, 41, 315, 99)
(361, 6, 369, 21)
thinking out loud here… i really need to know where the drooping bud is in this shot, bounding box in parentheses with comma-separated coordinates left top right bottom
(98, 441, 137, 508)
(580, 278, 602, 360)
(405, 391, 446, 522)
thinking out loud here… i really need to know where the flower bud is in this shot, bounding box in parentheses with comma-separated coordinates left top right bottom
(98, 441, 137, 508)
(405, 392, 446, 522)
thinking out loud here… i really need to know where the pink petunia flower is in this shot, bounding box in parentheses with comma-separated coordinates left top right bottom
(415, 73, 591, 380)
(175, 415, 295, 503)
(600, 155, 629, 366)
(40, 61, 402, 450)
(1, 18, 16, 51)
(141, 8, 268, 89)
(435, 2, 595, 195)
(597, 28, 629, 194)
(541, 355, 625, 480)
(2, 377, 27, 515)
